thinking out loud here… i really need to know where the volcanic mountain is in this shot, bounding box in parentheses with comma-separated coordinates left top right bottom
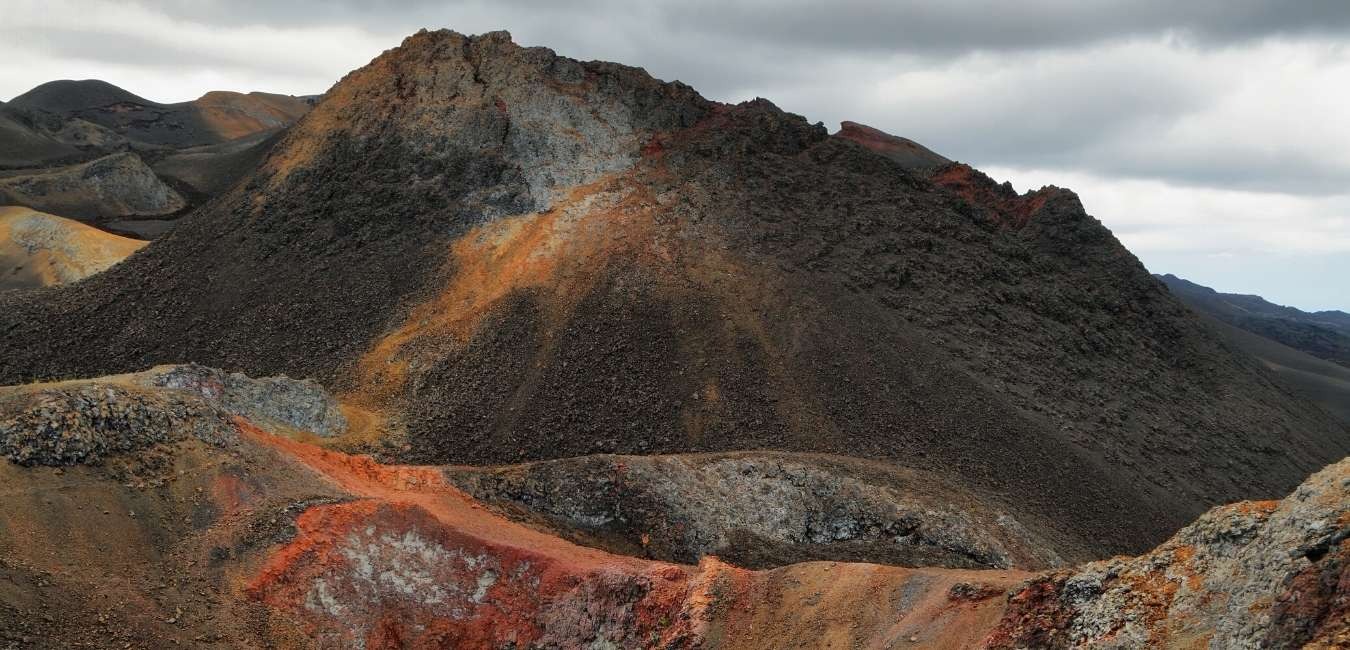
(0, 29, 1345, 561)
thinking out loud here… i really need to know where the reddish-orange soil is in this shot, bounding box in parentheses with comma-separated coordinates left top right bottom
(240, 419, 1031, 648)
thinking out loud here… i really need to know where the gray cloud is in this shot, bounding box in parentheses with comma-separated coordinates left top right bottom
(139, 1, 1350, 53)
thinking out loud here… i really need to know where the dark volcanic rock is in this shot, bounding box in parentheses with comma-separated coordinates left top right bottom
(447, 452, 1071, 569)
(0, 382, 232, 466)
(0, 29, 1344, 560)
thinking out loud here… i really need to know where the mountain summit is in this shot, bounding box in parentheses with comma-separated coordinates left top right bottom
(0, 29, 1344, 557)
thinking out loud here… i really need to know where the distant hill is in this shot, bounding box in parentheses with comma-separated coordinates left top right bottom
(8, 79, 312, 149)
(8, 79, 154, 114)
(1157, 273, 1350, 368)
(1, 80, 313, 235)
(0, 105, 81, 167)
(0, 152, 186, 220)
(0, 206, 145, 291)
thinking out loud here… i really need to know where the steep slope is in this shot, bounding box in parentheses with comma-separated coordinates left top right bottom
(0, 152, 186, 220)
(0, 370, 1345, 649)
(0, 206, 145, 290)
(0, 30, 1344, 558)
(1159, 273, 1350, 368)
(9, 80, 312, 148)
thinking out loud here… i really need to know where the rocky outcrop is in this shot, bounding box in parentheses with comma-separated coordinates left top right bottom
(0, 152, 186, 219)
(0, 364, 346, 466)
(0, 382, 232, 466)
(136, 363, 347, 437)
(986, 457, 1350, 649)
(0, 206, 145, 290)
(0, 367, 1345, 647)
(449, 452, 1069, 569)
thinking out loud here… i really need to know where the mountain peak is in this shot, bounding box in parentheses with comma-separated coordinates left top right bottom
(834, 120, 951, 170)
(265, 27, 711, 214)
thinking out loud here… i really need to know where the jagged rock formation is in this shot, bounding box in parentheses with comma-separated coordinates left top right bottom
(0, 382, 232, 466)
(0, 29, 1345, 562)
(0, 152, 186, 219)
(986, 457, 1350, 649)
(0, 369, 1344, 648)
(0, 365, 345, 466)
(0, 206, 145, 290)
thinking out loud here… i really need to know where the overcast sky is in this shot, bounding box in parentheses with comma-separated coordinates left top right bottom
(3, 1, 1348, 310)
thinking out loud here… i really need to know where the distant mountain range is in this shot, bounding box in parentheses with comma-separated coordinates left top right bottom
(0, 79, 314, 237)
(1158, 273, 1350, 424)
(1157, 274, 1350, 368)
(5, 79, 314, 150)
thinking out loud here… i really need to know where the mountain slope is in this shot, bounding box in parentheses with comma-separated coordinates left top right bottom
(0, 29, 1343, 557)
(1159, 273, 1350, 368)
(1196, 313, 1350, 424)
(0, 206, 145, 290)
